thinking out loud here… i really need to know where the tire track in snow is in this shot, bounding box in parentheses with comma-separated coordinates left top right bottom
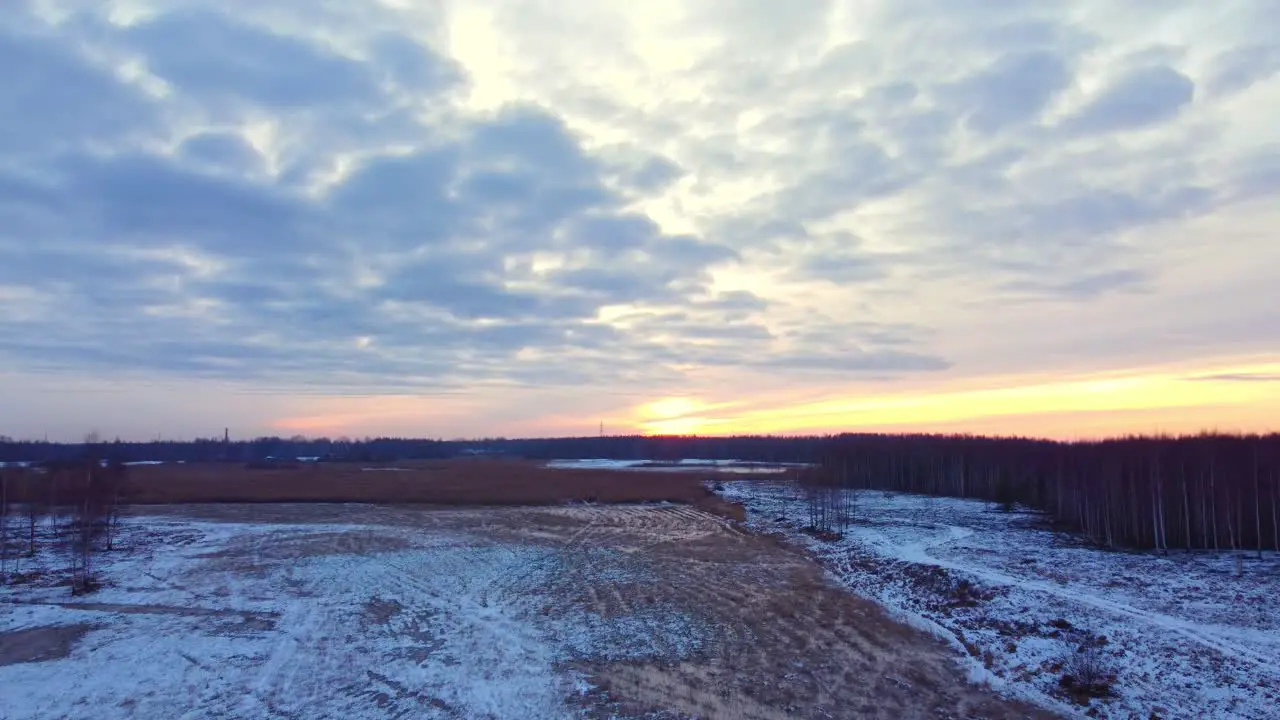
(869, 523, 1280, 677)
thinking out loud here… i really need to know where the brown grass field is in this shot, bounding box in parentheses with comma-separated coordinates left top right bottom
(0, 458, 717, 506)
(105, 459, 747, 519)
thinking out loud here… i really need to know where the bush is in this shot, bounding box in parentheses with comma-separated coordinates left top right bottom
(1057, 632, 1115, 704)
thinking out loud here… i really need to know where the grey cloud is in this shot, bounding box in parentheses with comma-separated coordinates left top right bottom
(548, 267, 681, 305)
(689, 291, 768, 319)
(0, 243, 186, 304)
(367, 31, 463, 92)
(779, 232, 890, 285)
(127, 9, 383, 108)
(62, 152, 307, 256)
(563, 214, 663, 256)
(377, 257, 591, 322)
(459, 169, 540, 206)
(0, 8, 771, 394)
(864, 82, 918, 107)
(658, 236, 738, 267)
(326, 148, 462, 247)
(797, 252, 888, 284)
(771, 138, 915, 220)
(1001, 268, 1149, 300)
(956, 50, 1072, 133)
(625, 156, 683, 192)
(979, 19, 1091, 51)
(779, 320, 936, 350)
(1063, 65, 1195, 134)
(178, 132, 266, 174)
(1015, 185, 1213, 242)
(1206, 44, 1280, 97)
(1053, 268, 1148, 298)
(0, 22, 157, 156)
(469, 106, 597, 177)
(1229, 149, 1280, 202)
(756, 349, 950, 374)
(22, 0, 1275, 407)
(1188, 373, 1280, 383)
(621, 312, 775, 343)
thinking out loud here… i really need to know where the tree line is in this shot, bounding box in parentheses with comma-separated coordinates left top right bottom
(812, 433, 1280, 553)
(5, 430, 1278, 554)
(0, 434, 830, 465)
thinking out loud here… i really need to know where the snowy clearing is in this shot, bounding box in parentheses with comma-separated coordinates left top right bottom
(546, 458, 802, 474)
(719, 481, 1280, 720)
(1, 503, 1044, 719)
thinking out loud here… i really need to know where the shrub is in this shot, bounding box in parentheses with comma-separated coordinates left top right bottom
(1057, 632, 1115, 704)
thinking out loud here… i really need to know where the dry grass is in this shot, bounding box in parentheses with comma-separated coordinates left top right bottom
(104, 459, 729, 510)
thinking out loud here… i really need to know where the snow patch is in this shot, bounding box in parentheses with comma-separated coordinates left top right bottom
(719, 481, 1280, 720)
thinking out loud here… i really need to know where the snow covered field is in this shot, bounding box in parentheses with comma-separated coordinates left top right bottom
(719, 481, 1280, 719)
(547, 458, 803, 474)
(1, 502, 1050, 720)
(0, 509, 711, 719)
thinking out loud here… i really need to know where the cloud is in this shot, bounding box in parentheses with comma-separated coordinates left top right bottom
(1001, 268, 1149, 301)
(955, 50, 1073, 133)
(1206, 44, 1280, 97)
(177, 132, 267, 174)
(1187, 373, 1280, 383)
(2, 0, 1278, 439)
(2, 0, 894, 405)
(0, 18, 157, 157)
(1062, 65, 1196, 135)
(127, 10, 385, 108)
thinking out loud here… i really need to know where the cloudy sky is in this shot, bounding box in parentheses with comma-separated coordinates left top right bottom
(2, 0, 1278, 442)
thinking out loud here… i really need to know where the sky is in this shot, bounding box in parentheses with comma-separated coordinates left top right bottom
(1, 0, 1278, 442)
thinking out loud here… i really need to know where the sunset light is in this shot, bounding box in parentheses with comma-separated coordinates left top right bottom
(3, 2, 1278, 718)
(0, 0, 1275, 445)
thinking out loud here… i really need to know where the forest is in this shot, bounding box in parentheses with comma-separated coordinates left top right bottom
(807, 433, 1280, 553)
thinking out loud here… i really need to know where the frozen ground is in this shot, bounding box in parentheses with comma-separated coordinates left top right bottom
(2, 521, 607, 718)
(719, 481, 1280, 720)
(547, 458, 801, 474)
(1, 503, 1045, 719)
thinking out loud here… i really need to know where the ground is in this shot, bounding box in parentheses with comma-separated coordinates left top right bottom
(719, 480, 1280, 720)
(0, 501, 1047, 720)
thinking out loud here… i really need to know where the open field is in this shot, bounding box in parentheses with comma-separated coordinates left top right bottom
(719, 480, 1280, 719)
(546, 459, 809, 474)
(0, 499, 1051, 719)
(0, 459, 742, 516)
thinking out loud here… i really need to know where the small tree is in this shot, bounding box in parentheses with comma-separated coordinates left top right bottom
(1, 470, 9, 581)
(102, 462, 125, 552)
(59, 456, 122, 595)
(23, 469, 41, 555)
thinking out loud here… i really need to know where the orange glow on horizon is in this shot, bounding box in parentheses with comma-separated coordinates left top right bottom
(630, 358, 1280, 439)
(265, 357, 1280, 441)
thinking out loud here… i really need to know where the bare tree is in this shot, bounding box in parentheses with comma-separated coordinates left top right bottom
(55, 454, 123, 595)
(23, 470, 41, 556)
(1, 470, 9, 581)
